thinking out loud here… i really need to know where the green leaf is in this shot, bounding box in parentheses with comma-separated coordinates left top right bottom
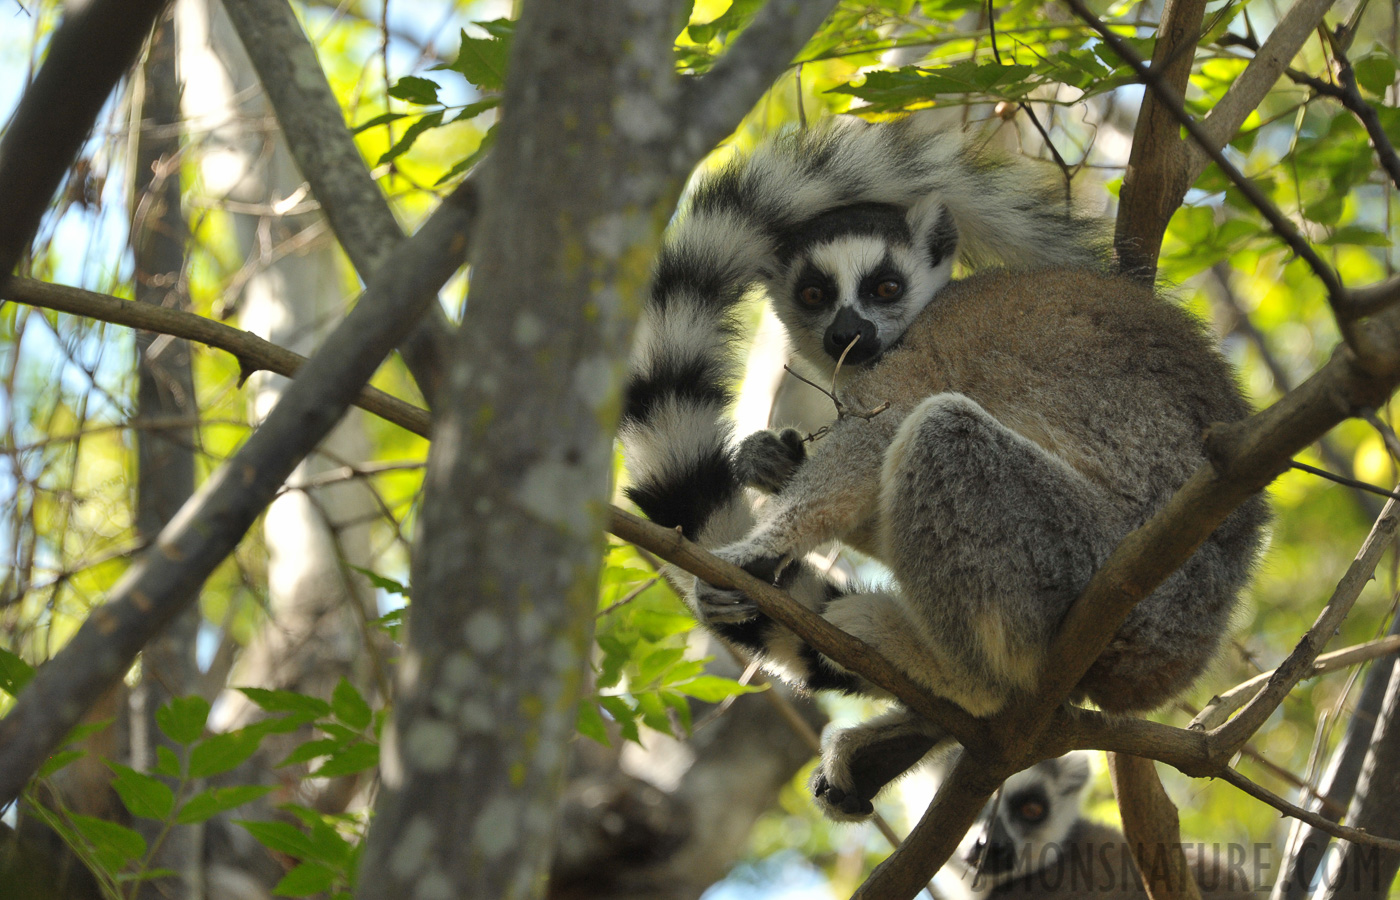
(106, 762, 176, 820)
(189, 729, 263, 779)
(237, 688, 331, 718)
(636, 646, 686, 686)
(672, 675, 767, 703)
(447, 96, 501, 125)
(474, 17, 515, 40)
(63, 718, 114, 745)
(576, 699, 610, 746)
(277, 737, 343, 768)
(156, 695, 210, 745)
(661, 689, 693, 734)
(0, 646, 35, 695)
(598, 695, 640, 743)
(1353, 51, 1397, 97)
(69, 814, 146, 872)
(1322, 225, 1394, 247)
(377, 111, 444, 166)
(635, 691, 673, 735)
(155, 745, 182, 778)
(631, 607, 694, 641)
(438, 28, 510, 91)
(387, 75, 441, 106)
(352, 566, 408, 596)
(351, 111, 408, 135)
(371, 609, 404, 641)
(331, 678, 372, 731)
(281, 806, 352, 866)
(311, 742, 378, 779)
(176, 785, 274, 825)
(831, 62, 1037, 111)
(433, 122, 496, 186)
(687, 0, 763, 43)
(274, 862, 337, 897)
(237, 819, 321, 859)
(38, 749, 84, 778)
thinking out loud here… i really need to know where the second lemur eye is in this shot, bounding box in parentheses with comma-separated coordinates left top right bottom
(1015, 800, 1047, 824)
(875, 279, 902, 299)
(799, 286, 825, 308)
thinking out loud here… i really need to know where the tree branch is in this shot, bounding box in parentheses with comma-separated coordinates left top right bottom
(1063, 0, 1391, 346)
(220, 0, 453, 404)
(1209, 499, 1399, 749)
(679, 0, 841, 169)
(0, 182, 477, 808)
(1193, 634, 1400, 732)
(608, 510, 986, 744)
(1217, 766, 1400, 853)
(0, 0, 172, 284)
(1109, 754, 1202, 900)
(1113, 0, 1208, 278)
(0, 277, 431, 440)
(1192, 0, 1337, 180)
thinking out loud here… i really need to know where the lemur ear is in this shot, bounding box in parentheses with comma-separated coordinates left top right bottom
(905, 199, 960, 269)
(1055, 751, 1093, 797)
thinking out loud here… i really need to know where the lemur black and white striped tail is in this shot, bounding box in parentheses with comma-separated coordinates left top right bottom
(622, 116, 1105, 552)
(618, 163, 775, 550)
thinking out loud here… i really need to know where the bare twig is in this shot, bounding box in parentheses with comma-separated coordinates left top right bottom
(1212, 498, 1398, 752)
(1, 277, 431, 440)
(1290, 461, 1400, 502)
(1216, 766, 1400, 852)
(1193, 635, 1400, 732)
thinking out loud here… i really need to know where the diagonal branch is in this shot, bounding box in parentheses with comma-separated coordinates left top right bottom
(678, 0, 841, 170)
(1191, 0, 1337, 180)
(220, 0, 453, 403)
(608, 509, 986, 744)
(1200, 499, 1398, 742)
(0, 0, 172, 284)
(1193, 634, 1400, 732)
(0, 182, 477, 809)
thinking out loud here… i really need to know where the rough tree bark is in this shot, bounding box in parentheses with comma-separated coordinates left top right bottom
(355, 0, 838, 896)
(132, 11, 204, 899)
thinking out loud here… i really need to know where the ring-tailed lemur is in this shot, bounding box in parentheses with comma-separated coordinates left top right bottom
(963, 753, 1261, 899)
(619, 116, 1266, 821)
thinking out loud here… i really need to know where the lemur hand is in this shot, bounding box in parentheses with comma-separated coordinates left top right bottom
(734, 428, 807, 494)
(693, 545, 788, 624)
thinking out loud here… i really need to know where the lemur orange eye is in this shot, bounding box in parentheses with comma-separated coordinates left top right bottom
(875, 279, 902, 299)
(799, 286, 825, 308)
(1017, 800, 1047, 823)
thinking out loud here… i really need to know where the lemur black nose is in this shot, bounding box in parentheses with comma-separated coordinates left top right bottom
(825, 307, 879, 363)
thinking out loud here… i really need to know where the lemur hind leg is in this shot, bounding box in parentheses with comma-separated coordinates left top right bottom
(811, 707, 948, 821)
(877, 392, 1117, 718)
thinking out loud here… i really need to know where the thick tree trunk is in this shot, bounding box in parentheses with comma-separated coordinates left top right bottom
(132, 11, 204, 899)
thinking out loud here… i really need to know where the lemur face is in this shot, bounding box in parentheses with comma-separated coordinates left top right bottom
(962, 753, 1092, 888)
(768, 201, 958, 376)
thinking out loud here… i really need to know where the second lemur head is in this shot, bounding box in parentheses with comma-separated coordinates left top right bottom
(961, 751, 1093, 890)
(767, 198, 959, 378)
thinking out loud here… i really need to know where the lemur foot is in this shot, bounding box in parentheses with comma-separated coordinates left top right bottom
(809, 720, 946, 822)
(810, 767, 877, 821)
(734, 428, 808, 493)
